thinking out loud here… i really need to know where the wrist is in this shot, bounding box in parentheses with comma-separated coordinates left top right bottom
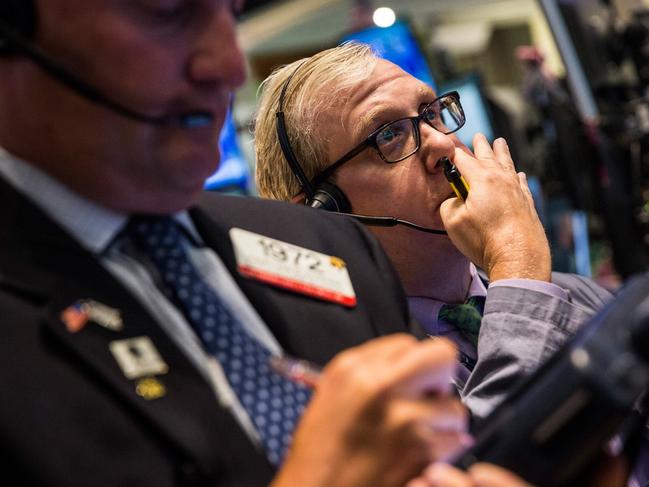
(485, 248, 551, 283)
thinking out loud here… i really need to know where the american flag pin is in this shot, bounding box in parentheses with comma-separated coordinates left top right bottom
(60, 299, 123, 333)
(60, 302, 89, 333)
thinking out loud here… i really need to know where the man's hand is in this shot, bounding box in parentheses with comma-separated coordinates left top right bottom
(405, 453, 629, 487)
(406, 463, 534, 487)
(270, 335, 470, 487)
(440, 134, 551, 282)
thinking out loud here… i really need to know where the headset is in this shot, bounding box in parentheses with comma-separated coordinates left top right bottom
(275, 62, 352, 212)
(0, 1, 212, 127)
(275, 62, 447, 235)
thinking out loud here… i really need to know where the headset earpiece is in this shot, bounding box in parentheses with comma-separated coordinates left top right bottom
(308, 180, 352, 213)
(275, 66, 353, 214)
(0, 0, 36, 55)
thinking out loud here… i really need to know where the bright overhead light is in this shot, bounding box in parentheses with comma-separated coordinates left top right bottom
(373, 7, 396, 28)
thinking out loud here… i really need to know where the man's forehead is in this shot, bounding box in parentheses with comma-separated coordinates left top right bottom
(348, 63, 435, 136)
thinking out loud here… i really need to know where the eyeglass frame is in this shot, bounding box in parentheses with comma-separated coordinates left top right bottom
(311, 91, 465, 186)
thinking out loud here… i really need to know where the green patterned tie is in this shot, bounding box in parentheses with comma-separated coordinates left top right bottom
(438, 296, 485, 347)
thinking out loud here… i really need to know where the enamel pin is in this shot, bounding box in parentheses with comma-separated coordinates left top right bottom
(60, 302, 89, 333)
(61, 299, 123, 333)
(109, 336, 169, 380)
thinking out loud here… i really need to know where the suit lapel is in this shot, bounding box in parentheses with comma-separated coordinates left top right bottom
(187, 205, 297, 348)
(0, 181, 270, 477)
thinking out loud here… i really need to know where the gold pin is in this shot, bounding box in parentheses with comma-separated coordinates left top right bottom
(135, 377, 166, 400)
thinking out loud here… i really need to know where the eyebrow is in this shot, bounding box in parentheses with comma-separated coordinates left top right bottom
(354, 104, 392, 141)
(353, 85, 438, 141)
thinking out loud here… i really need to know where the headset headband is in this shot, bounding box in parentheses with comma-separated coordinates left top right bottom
(274, 61, 316, 200)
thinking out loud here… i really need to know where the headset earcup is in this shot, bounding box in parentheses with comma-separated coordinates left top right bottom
(0, 0, 36, 55)
(308, 181, 352, 213)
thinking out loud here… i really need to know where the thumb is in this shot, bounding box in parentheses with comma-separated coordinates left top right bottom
(440, 196, 463, 226)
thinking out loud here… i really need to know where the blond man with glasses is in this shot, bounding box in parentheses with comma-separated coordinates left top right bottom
(255, 42, 613, 419)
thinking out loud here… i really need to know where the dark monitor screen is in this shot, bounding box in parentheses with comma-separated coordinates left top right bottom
(341, 21, 437, 91)
(204, 107, 250, 193)
(440, 74, 494, 148)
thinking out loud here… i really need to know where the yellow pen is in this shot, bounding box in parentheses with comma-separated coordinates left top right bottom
(440, 157, 469, 200)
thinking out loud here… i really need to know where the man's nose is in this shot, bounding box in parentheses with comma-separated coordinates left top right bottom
(419, 123, 456, 173)
(187, 5, 247, 90)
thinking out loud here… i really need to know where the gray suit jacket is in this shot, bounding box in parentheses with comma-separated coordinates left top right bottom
(463, 272, 613, 420)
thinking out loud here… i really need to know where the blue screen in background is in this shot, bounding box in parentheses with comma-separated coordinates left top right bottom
(342, 21, 437, 91)
(204, 107, 250, 193)
(440, 74, 494, 149)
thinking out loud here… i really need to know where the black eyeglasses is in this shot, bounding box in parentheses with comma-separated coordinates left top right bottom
(313, 91, 465, 185)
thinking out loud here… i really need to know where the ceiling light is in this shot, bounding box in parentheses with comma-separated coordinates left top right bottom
(373, 7, 396, 28)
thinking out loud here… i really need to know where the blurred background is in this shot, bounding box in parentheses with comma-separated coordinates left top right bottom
(209, 0, 649, 291)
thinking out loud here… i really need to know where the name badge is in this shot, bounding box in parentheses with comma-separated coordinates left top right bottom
(230, 228, 357, 307)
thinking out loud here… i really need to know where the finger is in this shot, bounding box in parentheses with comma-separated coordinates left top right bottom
(421, 463, 475, 487)
(517, 172, 534, 209)
(472, 133, 495, 161)
(468, 463, 533, 487)
(322, 334, 419, 389)
(332, 333, 417, 369)
(382, 338, 458, 396)
(451, 134, 474, 157)
(493, 138, 516, 172)
(440, 196, 465, 226)
(421, 430, 473, 462)
(450, 148, 480, 184)
(393, 396, 468, 438)
(406, 478, 432, 487)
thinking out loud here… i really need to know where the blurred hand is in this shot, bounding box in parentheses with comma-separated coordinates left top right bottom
(440, 134, 551, 282)
(406, 462, 533, 487)
(405, 454, 628, 487)
(270, 335, 470, 487)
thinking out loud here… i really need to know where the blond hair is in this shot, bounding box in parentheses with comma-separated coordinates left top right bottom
(254, 42, 378, 200)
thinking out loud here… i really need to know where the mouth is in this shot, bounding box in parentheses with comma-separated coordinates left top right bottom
(162, 111, 216, 128)
(161, 92, 231, 129)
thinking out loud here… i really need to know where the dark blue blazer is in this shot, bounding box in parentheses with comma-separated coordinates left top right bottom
(0, 178, 419, 487)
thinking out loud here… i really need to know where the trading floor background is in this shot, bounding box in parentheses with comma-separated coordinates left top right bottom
(210, 0, 649, 289)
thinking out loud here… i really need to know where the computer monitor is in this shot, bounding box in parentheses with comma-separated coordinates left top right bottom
(440, 74, 494, 148)
(204, 107, 251, 193)
(341, 20, 437, 91)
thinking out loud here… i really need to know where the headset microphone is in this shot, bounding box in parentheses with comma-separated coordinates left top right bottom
(333, 212, 448, 235)
(307, 181, 447, 234)
(0, 18, 212, 128)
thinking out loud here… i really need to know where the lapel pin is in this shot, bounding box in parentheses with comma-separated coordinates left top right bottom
(109, 336, 169, 380)
(135, 377, 167, 400)
(61, 302, 89, 333)
(83, 299, 123, 331)
(61, 299, 123, 333)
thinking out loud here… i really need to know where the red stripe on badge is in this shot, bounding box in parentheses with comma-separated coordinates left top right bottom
(238, 264, 357, 307)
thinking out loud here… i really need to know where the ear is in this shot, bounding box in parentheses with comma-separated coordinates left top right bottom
(291, 192, 306, 204)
